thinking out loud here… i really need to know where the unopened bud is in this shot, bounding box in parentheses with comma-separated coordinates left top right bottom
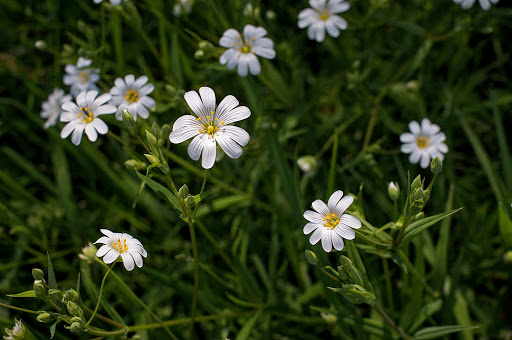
(32, 268, 44, 280)
(179, 184, 189, 200)
(36, 312, 53, 323)
(67, 301, 84, 318)
(185, 195, 195, 208)
(194, 50, 205, 59)
(411, 175, 423, 191)
(78, 242, 97, 261)
(297, 155, 318, 174)
(35, 40, 47, 50)
(430, 157, 443, 174)
(387, 182, 400, 201)
(124, 159, 148, 171)
(144, 153, 160, 165)
(64, 289, 79, 303)
(122, 109, 136, 129)
(305, 250, 318, 265)
(34, 280, 47, 299)
(69, 322, 84, 334)
(145, 130, 158, 152)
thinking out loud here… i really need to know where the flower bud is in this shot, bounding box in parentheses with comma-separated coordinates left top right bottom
(430, 157, 443, 174)
(4, 319, 25, 340)
(179, 184, 189, 200)
(34, 280, 47, 299)
(194, 49, 205, 59)
(304, 250, 318, 265)
(64, 289, 79, 303)
(144, 153, 160, 165)
(387, 182, 400, 201)
(411, 175, 423, 192)
(69, 322, 84, 334)
(320, 312, 337, 324)
(67, 301, 84, 318)
(122, 109, 136, 129)
(32, 268, 44, 280)
(185, 194, 195, 208)
(145, 130, 158, 153)
(504, 250, 512, 264)
(78, 242, 97, 261)
(412, 188, 424, 202)
(36, 312, 53, 323)
(297, 155, 318, 174)
(124, 159, 148, 171)
(34, 40, 47, 50)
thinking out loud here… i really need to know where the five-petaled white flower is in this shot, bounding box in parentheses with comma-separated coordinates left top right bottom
(63, 57, 100, 97)
(400, 118, 448, 169)
(173, 0, 193, 16)
(60, 90, 116, 146)
(453, 0, 498, 10)
(298, 0, 350, 42)
(109, 74, 156, 121)
(94, 229, 147, 271)
(40, 88, 72, 129)
(219, 24, 276, 77)
(169, 87, 251, 169)
(303, 190, 361, 252)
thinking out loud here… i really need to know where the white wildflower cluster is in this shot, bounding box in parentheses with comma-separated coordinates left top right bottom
(453, 0, 498, 10)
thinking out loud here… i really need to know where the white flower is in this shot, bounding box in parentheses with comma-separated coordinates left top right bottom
(173, 0, 193, 16)
(93, 0, 127, 4)
(60, 90, 116, 146)
(40, 89, 72, 129)
(3, 319, 25, 340)
(63, 57, 100, 97)
(109, 74, 155, 121)
(400, 118, 448, 169)
(94, 229, 147, 271)
(303, 190, 361, 252)
(219, 24, 276, 77)
(298, 0, 350, 42)
(169, 87, 251, 169)
(453, 0, 498, 10)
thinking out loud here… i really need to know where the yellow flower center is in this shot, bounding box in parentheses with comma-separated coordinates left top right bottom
(125, 89, 139, 104)
(78, 106, 93, 123)
(416, 136, 430, 149)
(320, 11, 329, 21)
(198, 111, 225, 137)
(113, 238, 129, 254)
(323, 213, 340, 229)
(78, 71, 89, 84)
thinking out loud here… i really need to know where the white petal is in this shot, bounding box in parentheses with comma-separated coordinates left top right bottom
(298, 9, 317, 29)
(253, 46, 276, 60)
(140, 96, 155, 109)
(125, 74, 135, 86)
(220, 49, 237, 65)
(95, 104, 117, 116)
(170, 116, 201, 144)
(129, 251, 144, 267)
(409, 120, 421, 135)
(304, 210, 324, 223)
(184, 90, 206, 119)
(85, 91, 99, 105)
(92, 118, 108, 135)
(85, 123, 98, 142)
(335, 195, 354, 215)
(201, 138, 217, 169)
(401, 143, 416, 154)
(400, 132, 415, 143)
(114, 77, 126, 91)
(199, 87, 216, 115)
(237, 55, 249, 77)
(188, 134, 206, 161)
(332, 233, 345, 250)
(216, 106, 251, 125)
(409, 150, 421, 164)
(309, 227, 325, 245)
(335, 225, 355, 240)
(71, 125, 85, 145)
(103, 249, 120, 264)
(133, 75, 149, 89)
(340, 214, 361, 229)
(96, 245, 112, 257)
(216, 95, 239, 118)
(324, 20, 340, 38)
(327, 190, 344, 211)
(243, 24, 267, 40)
(329, 0, 350, 13)
(61, 121, 78, 138)
(321, 230, 333, 252)
(419, 152, 431, 169)
(121, 253, 135, 271)
(219, 125, 250, 146)
(246, 54, 261, 75)
(312, 199, 329, 215)
(303, 222, 321, 234)
(219, 28, 242, 48)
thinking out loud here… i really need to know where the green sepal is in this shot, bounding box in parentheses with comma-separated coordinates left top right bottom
(329, 284, 376, 305)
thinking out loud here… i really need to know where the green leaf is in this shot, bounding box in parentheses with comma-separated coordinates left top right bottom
(47, 253, 58, 290)
(7, 290, 37, 298)
(401, 208, 462, 246)
(329, 284, 376, 305)
(498, 203, 512, 247)
(408, 299, 443, 334)
(136, 172, 182, 214)
(193, 189, 214, 205)
(235, 310, 263, 340)
(413, 325, 478, 339)
(50, 320, 58, 339)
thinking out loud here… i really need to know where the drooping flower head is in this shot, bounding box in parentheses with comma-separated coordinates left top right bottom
(109, 74, 155, 121)
(3, 319, 25, 340)
(63, 57, 100, 97)
(400, 118, 448, 169)
(303, 190, 361, 252)
(298, 0, 350, 42)
(169, 87, 250, 169)
(219, 24, 276, 77)
(453, 0, 498, 10)
(40, 88, 72, 129)
(94, 229, 147, 271)
(60, 90, 116, 146)
(93, 0, 128, 5)
(173, 0, 193, 16)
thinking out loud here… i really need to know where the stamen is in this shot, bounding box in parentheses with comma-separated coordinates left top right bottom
(125, 90, 139, 104)
(197, 117, 201, 121)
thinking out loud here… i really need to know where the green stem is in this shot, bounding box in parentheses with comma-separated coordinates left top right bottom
(192, 170, 208, 218)
(0, 302, 40, 315)
(382, 258, 394, 311)
(395, 249, 437, 298)
(85, 263, 115, 327)
(187, 219, 200, 340)
(318, 267, 340, 282)
(393, 218, 410, 247)
(373, 304, 413, 340)
(95, 258, 178, 340)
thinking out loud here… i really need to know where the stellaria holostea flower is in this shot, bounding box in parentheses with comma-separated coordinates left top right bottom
(60, 90, 116, 146)
(453, 0, 498, 10)
(169, 86, 250, 169)
(40, 89, 72, 129)
(400, 118, 448, 169)
(298, 0, 350, 42)
(94, 229, 147, 271)
(3, 319, 25, 340)
(63, 57, 100, 97)
(219, 24, 276, 77)
(93, 0, 128, 5)
(303, 190, 361, 252)
(173, 0, 193, 16)
(109, 74, 155, 121)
